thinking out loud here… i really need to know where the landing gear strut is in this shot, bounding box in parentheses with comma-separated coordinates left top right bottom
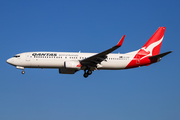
(83, 69, 92, 78)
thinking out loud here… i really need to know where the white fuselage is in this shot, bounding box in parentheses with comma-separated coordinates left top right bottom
(7, 51, 138, 70)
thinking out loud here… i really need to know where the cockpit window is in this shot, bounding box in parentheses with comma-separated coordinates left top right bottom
(13, 55, 20, 58)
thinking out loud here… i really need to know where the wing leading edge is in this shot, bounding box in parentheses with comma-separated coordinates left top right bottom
(80, 35, 125, 68)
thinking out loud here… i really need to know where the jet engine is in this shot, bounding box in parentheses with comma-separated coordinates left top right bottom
(59, 61, 81, 74)
(64, 61, 81, 69)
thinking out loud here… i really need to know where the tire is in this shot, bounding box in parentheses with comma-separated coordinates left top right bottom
(87, 70, 92, 75)
(83, 73, 88, 78)
(22, 71, 25, 74)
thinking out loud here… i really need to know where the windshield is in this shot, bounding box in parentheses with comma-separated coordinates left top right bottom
(13, 55, 20, 58)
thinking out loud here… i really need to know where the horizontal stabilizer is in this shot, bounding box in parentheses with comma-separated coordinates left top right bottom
(149, 51, 172, 60)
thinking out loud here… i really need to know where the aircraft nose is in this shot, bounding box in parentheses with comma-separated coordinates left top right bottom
(6, 58, 10, 64)
(6, 58, 13, 65)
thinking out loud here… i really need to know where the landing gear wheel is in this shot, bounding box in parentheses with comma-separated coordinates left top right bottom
(22, 71, 25, 74)
(83, 73, 88, 78)
(87, 70, 92, 75)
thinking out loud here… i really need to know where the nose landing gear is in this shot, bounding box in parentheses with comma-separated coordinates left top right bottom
(16, 66, 25, 74)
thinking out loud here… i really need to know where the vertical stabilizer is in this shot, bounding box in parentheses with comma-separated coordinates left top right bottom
(125, 27, 166, 68)
(140, 27, 166, 56)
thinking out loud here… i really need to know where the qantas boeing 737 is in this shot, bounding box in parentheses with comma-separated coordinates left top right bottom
(7, 27, 172, 78)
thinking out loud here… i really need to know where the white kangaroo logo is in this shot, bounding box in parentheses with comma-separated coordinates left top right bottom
(140, 36, 163, 60)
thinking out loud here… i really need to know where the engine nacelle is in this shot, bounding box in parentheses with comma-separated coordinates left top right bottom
(64, 61, 81, 69)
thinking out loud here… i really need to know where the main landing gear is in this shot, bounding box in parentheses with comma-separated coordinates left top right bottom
(83, 69, 92, 78)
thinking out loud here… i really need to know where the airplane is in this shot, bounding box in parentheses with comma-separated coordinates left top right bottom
(6, 27, 172, 78)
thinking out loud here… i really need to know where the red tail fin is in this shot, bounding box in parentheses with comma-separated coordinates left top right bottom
(140, 27, 166, 56)
(125, 27, 166, 69)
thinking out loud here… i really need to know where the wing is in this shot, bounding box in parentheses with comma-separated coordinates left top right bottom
(80, 35, 125, 68)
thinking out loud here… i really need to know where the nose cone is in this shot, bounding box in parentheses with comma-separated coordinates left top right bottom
(6, 58, 14, 65)
(6, 58, 10, 64)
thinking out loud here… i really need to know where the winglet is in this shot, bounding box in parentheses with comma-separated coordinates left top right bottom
(116, 35, 125, 47)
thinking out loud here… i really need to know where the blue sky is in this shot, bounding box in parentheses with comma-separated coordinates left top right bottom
(0, 0, 180, 120)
